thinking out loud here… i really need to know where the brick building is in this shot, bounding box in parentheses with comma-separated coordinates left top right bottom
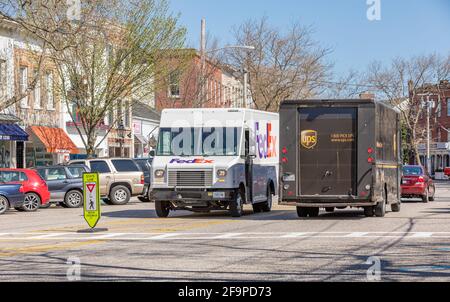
(414, 80, 450, 172)
(154, 49, 251, 111)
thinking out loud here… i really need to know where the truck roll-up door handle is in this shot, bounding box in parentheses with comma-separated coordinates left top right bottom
(323, 171, 333, 178)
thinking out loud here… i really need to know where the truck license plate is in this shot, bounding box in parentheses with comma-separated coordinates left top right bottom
(213, 192, 225, 199)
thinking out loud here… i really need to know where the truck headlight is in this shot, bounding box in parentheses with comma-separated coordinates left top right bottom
(154, 170, 165, 178)
(217, 169, 227, 178)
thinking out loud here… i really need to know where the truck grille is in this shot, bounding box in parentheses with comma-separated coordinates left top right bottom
(168, 169, 213, 188)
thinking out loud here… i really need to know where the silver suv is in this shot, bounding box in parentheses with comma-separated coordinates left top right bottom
(69, 158, 144, 205)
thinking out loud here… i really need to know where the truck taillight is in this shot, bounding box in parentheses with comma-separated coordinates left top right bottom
(282, 157, 288, 163)
(140, 175, 145, 185)
(282, 147, 288, 154)
(367, 147, 374, 154)
(367, 157, 374, 164)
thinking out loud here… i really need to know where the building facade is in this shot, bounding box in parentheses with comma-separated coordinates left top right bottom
(414, 80, 450, 173)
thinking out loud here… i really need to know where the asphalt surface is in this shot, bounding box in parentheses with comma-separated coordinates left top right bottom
(1, 182, 450, 282)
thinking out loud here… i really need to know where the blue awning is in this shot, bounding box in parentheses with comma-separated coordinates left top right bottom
(0, 124, 28, 141)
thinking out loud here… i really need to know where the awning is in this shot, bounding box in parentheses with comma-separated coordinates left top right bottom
(134, 134, 148, 145)
(28, 126, 79, 154)
(0, 124, 29, 141)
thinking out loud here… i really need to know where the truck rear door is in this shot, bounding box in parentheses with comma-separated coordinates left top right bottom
(298, 107, 357, 196)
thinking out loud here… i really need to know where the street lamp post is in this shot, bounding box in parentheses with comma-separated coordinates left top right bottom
(420, 93, 435, 174)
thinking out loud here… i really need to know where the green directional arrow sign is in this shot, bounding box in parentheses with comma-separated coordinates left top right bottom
(83, 172, 101, 228)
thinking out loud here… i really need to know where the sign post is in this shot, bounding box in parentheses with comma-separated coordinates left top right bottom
(83, 172, 101, 229)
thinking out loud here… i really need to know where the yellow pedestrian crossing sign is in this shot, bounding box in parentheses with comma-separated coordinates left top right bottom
(83, 173, 101, 228)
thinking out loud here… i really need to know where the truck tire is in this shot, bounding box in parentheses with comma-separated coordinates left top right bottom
(308, 207, 320, 217)
(296, 207, 308, 218)
(252, 203, 262, 213)
(375, 201, 386, 217)
(325, 207, 335, 213)
(109, 186, 131, 205)
(364, 206, 375, 217)
(64, 190, 83, 208)
(260, 189, 273, 213)
(155, 201, 170, 218)
(229, 191, 244, 217)
(391, 201, 401, 212)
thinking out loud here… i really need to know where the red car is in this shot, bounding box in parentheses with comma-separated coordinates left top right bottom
(401, 165, 435, 203)
(0, 168, 50, 212)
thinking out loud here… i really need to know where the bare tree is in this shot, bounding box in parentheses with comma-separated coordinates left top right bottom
(225, 16, 331, 112)
(365, 54, 450, 164)
(1, 0, 186, 157)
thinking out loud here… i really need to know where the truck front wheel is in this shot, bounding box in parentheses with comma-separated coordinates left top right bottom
(229, 192, 244, 217)
(364, 206, 375, 217)
(155, 201, 170, 218)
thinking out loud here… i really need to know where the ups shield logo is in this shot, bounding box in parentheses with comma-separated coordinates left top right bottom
(301, 130, 318, 149)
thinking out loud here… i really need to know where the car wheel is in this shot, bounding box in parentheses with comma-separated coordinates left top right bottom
(296, 207, 309, 218)
(64, 190, 83, 208)
(428, 186, 435, 202)
(364, 206, 375, 217)
(422, 190, 429, 203)
(155, 200, 170, 218)
(0, 196, 9, 215)
(40, 202, 51, 209)
(229, 191, 244, 217)
(109, 186, 131, 205)
(22, 193, 41, 212)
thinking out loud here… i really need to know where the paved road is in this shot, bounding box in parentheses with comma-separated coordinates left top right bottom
(1, 182, 450, 282)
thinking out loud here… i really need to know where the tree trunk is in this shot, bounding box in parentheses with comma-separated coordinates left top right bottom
(86, 131, 97, 159)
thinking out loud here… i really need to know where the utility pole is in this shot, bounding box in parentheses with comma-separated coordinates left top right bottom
(242, 69, 248, 108)
(200, 18, 206, 108)
(420, 93, 435, 174)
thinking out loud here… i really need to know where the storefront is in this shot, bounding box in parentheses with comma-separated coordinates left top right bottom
(0, 123, 28, 168)
(26, 126, 79, 167)
(418, 142, 450, 174)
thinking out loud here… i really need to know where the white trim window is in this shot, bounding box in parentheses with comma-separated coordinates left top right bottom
(46, 71, 54, 110)
(19, 66, 28, 108)
(33, 69, 41, 109)
(168, 72, 180, 98)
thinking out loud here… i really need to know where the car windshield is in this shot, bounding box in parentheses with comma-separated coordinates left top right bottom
(157, 127, 241, 156)
(403, 166, 423, 176)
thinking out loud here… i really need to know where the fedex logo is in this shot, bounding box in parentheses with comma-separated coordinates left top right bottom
(255, 122, 277, 159)
(169, 158, 214, 164)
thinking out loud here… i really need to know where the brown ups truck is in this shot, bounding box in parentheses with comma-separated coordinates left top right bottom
(279, 99, 401, 218)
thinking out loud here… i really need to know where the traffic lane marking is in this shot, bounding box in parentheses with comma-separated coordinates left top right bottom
(2, 232, 450, 241)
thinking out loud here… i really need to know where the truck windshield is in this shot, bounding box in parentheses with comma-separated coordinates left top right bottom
(157, 127, 241, 156)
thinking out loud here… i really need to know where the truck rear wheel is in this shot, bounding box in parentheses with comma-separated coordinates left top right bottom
(260, 189, 273, 213)
(155, 201, 170, 218)
(308, 207, 320, 217)
(391, 201, 401, 212)
(229, 191, 244, 217)
(296, 207, 308, 218)
(364, 206, 375, 217)
(375, 201, 386, 217)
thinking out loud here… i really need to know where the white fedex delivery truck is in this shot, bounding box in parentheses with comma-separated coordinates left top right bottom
(151, 108, 279, 218)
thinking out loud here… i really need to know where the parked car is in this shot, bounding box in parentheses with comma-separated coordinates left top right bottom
(401, 165, 435, 203)
(35, 165, 90, 208)
(0, 168, 50, 212)
(134, 158, 153, 202)
(69, 158, 144, 205)
(0, 183, 25, 215)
